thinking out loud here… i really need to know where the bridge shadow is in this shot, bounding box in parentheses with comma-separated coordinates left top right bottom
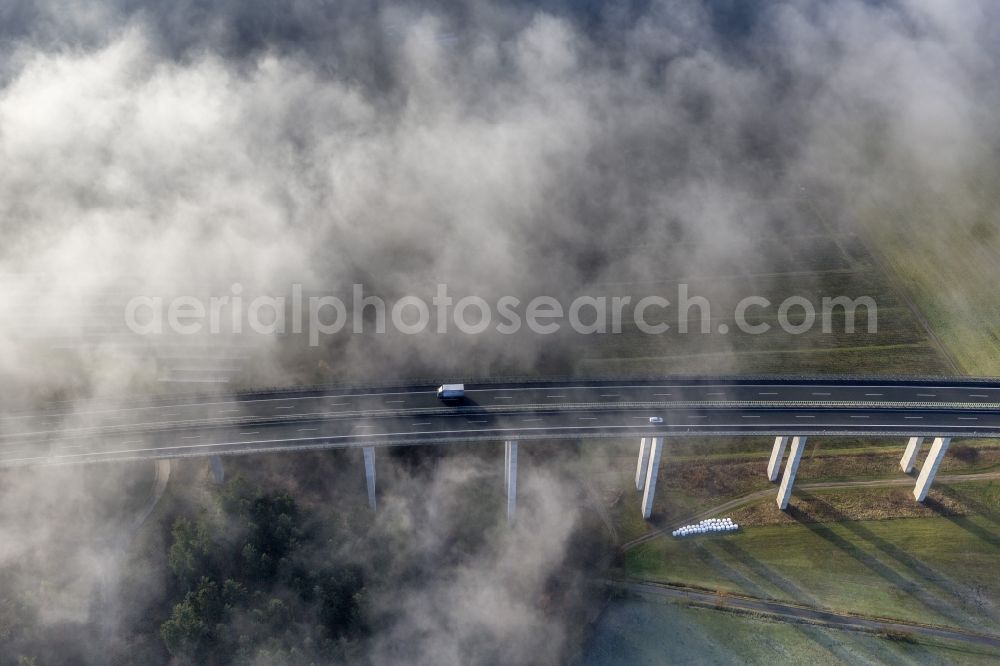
(921, 486, 1000, 626)
(932, 483, 1000, 531)
(700, 538, 935, 664)
(791, 494, 995, 629)
(686, 542, 875, 664)
(921, 495, 1000, 552)
(801, 489, 999, 599)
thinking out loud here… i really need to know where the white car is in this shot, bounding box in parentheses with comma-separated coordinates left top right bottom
(437, 384, 465, 400)
(649, 416, 664, 424)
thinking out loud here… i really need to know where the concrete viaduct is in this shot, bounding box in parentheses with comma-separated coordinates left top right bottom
(1, 377, 997, 522)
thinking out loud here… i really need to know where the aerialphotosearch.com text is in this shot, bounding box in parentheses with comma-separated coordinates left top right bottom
(124, 283, 878, 346)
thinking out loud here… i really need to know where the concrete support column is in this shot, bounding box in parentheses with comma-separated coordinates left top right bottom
(776, 436, 807, 510)
(504, 441, 510, 487)
(914, 437, 951, 502)
(900, 437, 925, 474)
(640, 437, 664, 520)
(505, 441, 518, 523)
(209, 456, 225, 485)
(635, 438, 651, 490)
(363, 446, 376, 510)
(767, 436, 789, 482)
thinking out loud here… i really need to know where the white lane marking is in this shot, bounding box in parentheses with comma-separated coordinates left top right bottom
(850, 416, 869, 419)
(329, 402, 350, 407)
(275, 406, 294, 410)
(355, 425, 374, 429)
(578, 417, 597, 421)
(62, 389, 429, 416)
(917, 394, 936, 397)
(297, 428, 319, 432)
(865, 393, 883, 397)
(240, 431, 260, 435)
(546, 395, 567, 398)
(904, 416, 923, 420)
(522, 418, 543, 422)
(467, 420, 488, 424)
(958, 417, 978, 421)
(494, 396, 513, 400)
(705, 392, 725, 396)
(16, 381, 1000, 421)
(16, 421, 1000, 465)
(465, 383, 1000, 394)
(758, 392, 778, 396)
(182, 436, 200, 440)
(600, 394, 620, 398)
(385, 400, 406, 404)
(970, 394, 989, 398)
(653, 393, 672, 397)
(812, 392, 831, 396)
(11, 381, 1000, 423)
(411, 422, 432, 426)
(688, 415, 707, 419)
(795, 416, 815, 419)
(742, 415, 760, 419)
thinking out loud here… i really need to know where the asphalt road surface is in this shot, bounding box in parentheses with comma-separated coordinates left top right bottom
(2, 377, 999, 466)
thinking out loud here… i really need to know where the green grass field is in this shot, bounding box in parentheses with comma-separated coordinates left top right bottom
(624, 482, 1000, 631)
(863, 192, 1000, 375)
(581, 598, 1000, 665)
(570, 202, 955, 378)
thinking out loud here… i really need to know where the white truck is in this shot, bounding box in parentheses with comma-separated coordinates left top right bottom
(437, 383, 465, 400)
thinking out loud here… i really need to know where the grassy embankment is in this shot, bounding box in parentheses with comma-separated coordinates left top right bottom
(624, 481, 1000, 632)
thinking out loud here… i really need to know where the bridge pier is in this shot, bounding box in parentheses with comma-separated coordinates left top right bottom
(776, 436, 807, 510)
(767, 436, 789, 482)
(900, 437, 925, 474)
(505, 440, 518, 523)
(635, 438, 651, 490)
(363, 447, 376, 510)
(914, 437, 950, 502)
(504, 440, 510, 487)
(640, 437, 664, 519)
(209, 456, 225, 484)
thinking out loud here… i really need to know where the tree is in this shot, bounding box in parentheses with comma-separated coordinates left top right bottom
(168, 516, 214, 589)
(161, 477, 367, 661)
(161, 577, 245, 662)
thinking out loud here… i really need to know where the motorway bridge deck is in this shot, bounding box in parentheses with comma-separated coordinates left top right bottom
(2, 377, 999, 467)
